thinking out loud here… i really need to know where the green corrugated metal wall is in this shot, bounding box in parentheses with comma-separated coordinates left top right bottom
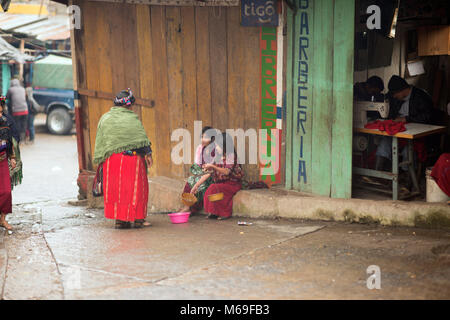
(286, 0, 355, 199)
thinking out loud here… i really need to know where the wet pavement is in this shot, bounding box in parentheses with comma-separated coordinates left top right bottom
(1, 121, 450, 300)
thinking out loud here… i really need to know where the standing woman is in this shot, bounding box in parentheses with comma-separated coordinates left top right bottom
(93, 89, 153, 229)
(0, 96, 18, 230)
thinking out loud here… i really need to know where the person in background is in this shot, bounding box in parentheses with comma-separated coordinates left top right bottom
(0, 96, 18, 231)
(93, 89, 153, 229)
(6, 79, 28, 143)
(354, 76, 385, 102)
(375, 75, 434, 171)
(25, 84, 39, 144)
(386, 75, 433, 124)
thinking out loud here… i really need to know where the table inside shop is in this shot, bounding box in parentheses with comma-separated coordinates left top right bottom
(353, 123, 446, 200)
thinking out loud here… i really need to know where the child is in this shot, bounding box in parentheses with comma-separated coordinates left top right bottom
(180, 126, 217, 213)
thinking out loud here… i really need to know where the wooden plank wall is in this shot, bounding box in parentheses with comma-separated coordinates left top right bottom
(287, 0, 355, 199)
(74, 1, 262, 180)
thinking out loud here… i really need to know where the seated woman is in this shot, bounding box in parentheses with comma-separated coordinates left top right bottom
(180, 126, 217, 213)
(203, 132, 243, 220)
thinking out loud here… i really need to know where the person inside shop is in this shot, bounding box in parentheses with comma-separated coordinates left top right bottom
(354, 76, 385, 102)
(375, 75, 434, 171)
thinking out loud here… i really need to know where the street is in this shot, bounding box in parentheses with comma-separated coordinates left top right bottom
(0, 117, 450, 300)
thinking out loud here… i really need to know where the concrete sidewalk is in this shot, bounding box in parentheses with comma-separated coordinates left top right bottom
(87, 176, 450, 229)
(1, 199, 449, 299)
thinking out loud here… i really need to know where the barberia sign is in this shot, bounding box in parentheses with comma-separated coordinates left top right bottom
(241, 0, 279, 27)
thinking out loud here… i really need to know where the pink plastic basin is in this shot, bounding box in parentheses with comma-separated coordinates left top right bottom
(168, 212, 191, 224)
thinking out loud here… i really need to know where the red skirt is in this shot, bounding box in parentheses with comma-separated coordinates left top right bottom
(0, 154, 12, 215)
(103, 153, 148, 222)
(203, 181, 241, 218)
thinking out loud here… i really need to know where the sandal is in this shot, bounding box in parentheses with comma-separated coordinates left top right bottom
(134, 219, 151, 228)
(0, 220, 12, 230)
(115, 220, 131, 229)
(206, 214, 218, 219)
(217, 216, 230, 221)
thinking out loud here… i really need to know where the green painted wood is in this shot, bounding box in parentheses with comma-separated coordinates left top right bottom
(286, 0, 355, 199)
(285, 7, 294, 190)
(331, 0, 355, 199)
(291, 0, 313, 193)
(311, 0, 334, 197)
(2, 64, 10, 96)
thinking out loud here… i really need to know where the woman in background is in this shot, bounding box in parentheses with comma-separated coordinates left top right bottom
(0, 96, 19, 230)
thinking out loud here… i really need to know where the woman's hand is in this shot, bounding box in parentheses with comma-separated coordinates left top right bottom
(10, 158, 16, 169)
(203, 163, 215, 171)
(191, 184, 199, 195)
(145, 155, 153, 168)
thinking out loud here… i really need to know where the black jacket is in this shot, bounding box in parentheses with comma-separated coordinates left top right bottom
(388, 86, 434, 124)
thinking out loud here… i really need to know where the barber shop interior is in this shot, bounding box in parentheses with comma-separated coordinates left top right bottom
(352, 0, 450, 202)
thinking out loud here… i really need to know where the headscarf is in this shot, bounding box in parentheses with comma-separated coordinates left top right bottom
(114, 88, 135, 107)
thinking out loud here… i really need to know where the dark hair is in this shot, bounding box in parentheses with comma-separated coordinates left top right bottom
(388, 75, 410, 94)
(202, 126, 217, 142)
(218, 132, 236, 157)
(367, 76, 384, 92)
(114, 90, 135, 106)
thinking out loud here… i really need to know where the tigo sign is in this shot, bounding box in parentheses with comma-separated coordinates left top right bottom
(241, 0, 279, 27)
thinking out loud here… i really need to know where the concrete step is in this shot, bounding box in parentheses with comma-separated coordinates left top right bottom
(86, 175, 450, 228)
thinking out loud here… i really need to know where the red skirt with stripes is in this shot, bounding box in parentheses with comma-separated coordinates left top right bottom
(102, 153, 148, 222)
(0, 153, 12, 215)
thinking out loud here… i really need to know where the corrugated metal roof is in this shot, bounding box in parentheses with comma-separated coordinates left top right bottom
(0, 14, 45, 31)
(0, 35, 34, 62)
(0, 13, 69, 41)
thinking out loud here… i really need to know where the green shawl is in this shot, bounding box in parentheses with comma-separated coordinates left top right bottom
(187, 164, 213, 205)
(93, 107, 151, 164)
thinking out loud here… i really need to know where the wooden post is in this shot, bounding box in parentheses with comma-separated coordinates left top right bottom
(19, 39, 25, 81)
(70, 0, 87, 172)
(287, 0, 355, 198)
(331, 0, 355, 199)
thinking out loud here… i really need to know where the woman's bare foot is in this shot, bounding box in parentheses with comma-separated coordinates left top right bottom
(143, 221, 151, 227)
(180, 206, 190, 213)
(0, 218, 12, 230)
